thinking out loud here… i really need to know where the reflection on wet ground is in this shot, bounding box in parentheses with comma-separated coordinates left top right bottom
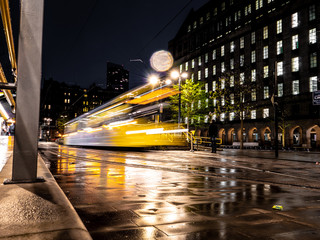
(39, 144, 320, 240)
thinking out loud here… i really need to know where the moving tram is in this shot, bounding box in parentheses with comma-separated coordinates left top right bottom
(63, 82, 187, 147)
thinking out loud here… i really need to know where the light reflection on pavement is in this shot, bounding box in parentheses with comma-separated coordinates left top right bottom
(39, 143, 320, 240)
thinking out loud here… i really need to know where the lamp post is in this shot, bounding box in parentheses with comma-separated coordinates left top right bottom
(170, 71, 188, 124)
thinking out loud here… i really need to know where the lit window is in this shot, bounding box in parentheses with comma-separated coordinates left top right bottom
(277, 41, 283, 55)
(213, 65, 216, 75)
(68, 99, 70, 103)
(229, 112, 235, 121)
(221, 79, 225, 89)
(220, 113, 225, 122)
(205, 83, 208, 92)
(192, 59, 195, 68)
(251, 32, 255, 44)
(256, 0, 263, 10)
(264, 86, 269, 99)
(230, 94, 234, 104)
(309, 5, 316, 21)
(221, 2, 225, 11)
(230, 58, 234, 69)
(240, 72, 245, 85)
(198, 56, 202, 66)
(205, 68, 208, 78)
(251, 89, 256, 101)
(48, 105, 51, 110)
(251, 69, 256, 82)
(221, 45, 225, 56)
(212, 81, 216, 91)
(188, 25, 191, 32)
(292, 57, 299, 72)
(213, 99, 217, 107)
(277, 62, 283, 76)
(240, 37, 244, 48)
(245, 4, 252, 16)
(212, 49, 216, 60)
(205, 53, 208, 63)
(200, 17, 204, 25)
(310, 52, 317, 68)
(263, 46, 268, 59)
(206, 99, 209, 108)
(292, 35, 299, 50)
(292, 12, 298, 28)
(251, 110, 256, 119)
(193, 21, 197, 29)
(64, 99, 67, 103)
(263, 26, 268, 39)
(276, 19, 282, 34)
(180, 64, 183, 73)
(264, 66, 269, 78)
(185, 62, 189, 71)
(278, 83, 283, 97)
(310, 76, 317, 92)
(198, 70, 201, 80)
(206, 12, 211, 20)
(221, 62, 225, 72)
(251, 51, 256, 63)
(263, 108, 269, 118)
(309, 28, 317, 44)
(230, 41, 235, 52)
(292, 80, 299, 95)
(221, 95, 225, 106)
(191, 73, 194, 81)
(240, 55, 244, 67)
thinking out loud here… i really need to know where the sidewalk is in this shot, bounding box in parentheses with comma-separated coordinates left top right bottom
(196, 145, 320, 163)
(0, 139, 92, 240)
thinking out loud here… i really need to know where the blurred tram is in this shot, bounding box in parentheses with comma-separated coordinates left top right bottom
(63, 82, 187, 147)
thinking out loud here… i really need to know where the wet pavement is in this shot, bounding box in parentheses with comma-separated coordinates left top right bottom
(39, 143, 320, 240)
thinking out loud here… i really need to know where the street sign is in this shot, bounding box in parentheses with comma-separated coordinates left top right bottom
(313, 90, 320, 105)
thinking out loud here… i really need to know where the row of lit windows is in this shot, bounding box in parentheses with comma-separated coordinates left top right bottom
(207, 75, 317, 104)
(181, 29, 317, 73)
(187, 0, 287, 33)
(206, 108, 271, 123)
(183, 4, 316, 57)
(192, 54, 315, 84)
(44, 104, 51, 110)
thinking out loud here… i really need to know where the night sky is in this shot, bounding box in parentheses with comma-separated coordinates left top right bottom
(42, 0, 209, 89)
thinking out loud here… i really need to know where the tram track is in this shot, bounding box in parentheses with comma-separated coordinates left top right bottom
(39, 146, 320, 191)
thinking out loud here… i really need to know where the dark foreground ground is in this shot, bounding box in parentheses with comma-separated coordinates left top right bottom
(39, 143, 320, 240)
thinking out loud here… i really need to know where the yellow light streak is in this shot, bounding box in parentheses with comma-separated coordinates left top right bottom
(0, 0, 17, 74)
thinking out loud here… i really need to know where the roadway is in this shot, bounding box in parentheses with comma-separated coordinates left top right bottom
(38, 142, 320, 240)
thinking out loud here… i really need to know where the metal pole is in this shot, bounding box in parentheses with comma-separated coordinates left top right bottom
(274, 61, 279, 158)
(178, 77, 181, 124)
(9, 0, 44, 183)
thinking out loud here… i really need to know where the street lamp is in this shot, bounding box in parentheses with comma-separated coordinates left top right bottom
(170, 71, 188, 124)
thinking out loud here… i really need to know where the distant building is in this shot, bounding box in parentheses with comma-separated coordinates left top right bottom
(169, 0, 320, 149)
(40, 79, 112, 139)
(106, 62, 129, 95)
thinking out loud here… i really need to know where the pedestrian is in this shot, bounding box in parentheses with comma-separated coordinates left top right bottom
(208, 119, 218, 153)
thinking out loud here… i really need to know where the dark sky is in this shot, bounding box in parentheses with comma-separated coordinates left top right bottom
(42, 0, 209, 89)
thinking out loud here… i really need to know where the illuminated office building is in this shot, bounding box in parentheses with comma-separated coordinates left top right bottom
(169, 0, 320, 148)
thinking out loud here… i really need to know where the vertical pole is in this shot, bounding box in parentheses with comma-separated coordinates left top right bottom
(274, 61, 279, 158)
(11, 0, 44, 182)
(178, 77, 181, 125)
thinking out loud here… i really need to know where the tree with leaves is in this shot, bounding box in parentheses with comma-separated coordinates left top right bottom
(210, 70, 257, 149)
(170, 78, 210, 130)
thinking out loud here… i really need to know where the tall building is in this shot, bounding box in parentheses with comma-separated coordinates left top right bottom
(106, 62, 129, 95)
(169, 0, 320, 149)
(40, 79, 112, 139)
